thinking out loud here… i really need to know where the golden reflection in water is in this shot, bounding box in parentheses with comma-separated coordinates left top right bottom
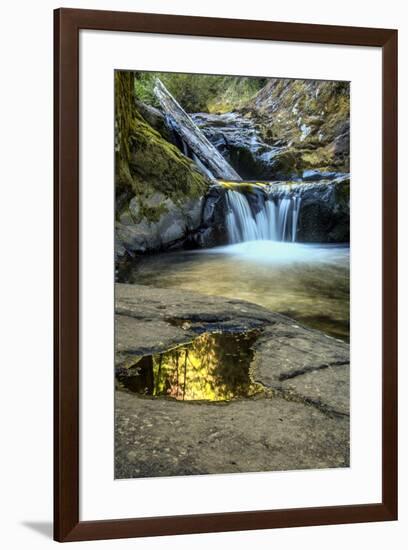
(118, 331, 265, 402)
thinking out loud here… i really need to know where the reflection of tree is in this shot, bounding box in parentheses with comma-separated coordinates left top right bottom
(154, 355, 163, 396)
(149, 331, 262, 401)
(182, 351, 188, 400)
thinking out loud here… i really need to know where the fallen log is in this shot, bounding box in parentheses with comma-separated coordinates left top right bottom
(154, 78, 242, 181)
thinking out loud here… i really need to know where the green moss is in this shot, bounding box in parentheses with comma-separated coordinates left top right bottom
(128, 110, 207, 202)
(219, 181, 267, 193)
(271, 148, 303, 177)
(300, 147, 334, 170)
(133, 72, 266, 114)
(246, 78, 349, 173)
(138, 200, 168, 224)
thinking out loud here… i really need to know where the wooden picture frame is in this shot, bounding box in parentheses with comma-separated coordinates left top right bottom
(54, 7, 398, 542)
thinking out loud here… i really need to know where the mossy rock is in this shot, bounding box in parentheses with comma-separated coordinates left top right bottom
(244, 79, 350, 174)
(128, 111, 207, 202)
(270, 148, 303, 178)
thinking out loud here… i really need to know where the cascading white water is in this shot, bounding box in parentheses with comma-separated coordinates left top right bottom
(225, 189, 301, 244)
(225, 192, 259, 242)
(291, 196, 302, 243)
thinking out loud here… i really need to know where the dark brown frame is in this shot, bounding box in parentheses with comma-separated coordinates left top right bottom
(54, 7, 398, 542)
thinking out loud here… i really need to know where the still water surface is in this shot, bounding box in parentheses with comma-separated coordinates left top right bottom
(123, 241, 350, 341)
(117, 330, 266, 402)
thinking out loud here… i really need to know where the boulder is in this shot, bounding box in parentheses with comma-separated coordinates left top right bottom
(294, 177, 350, 242)
(116, 192, 203, 255)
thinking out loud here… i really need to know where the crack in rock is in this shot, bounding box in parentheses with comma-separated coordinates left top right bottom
(278, 360, 349, 381)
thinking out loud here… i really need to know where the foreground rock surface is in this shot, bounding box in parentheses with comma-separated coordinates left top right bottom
(115, 391, 349, 478)
(115, 283, 349, 478)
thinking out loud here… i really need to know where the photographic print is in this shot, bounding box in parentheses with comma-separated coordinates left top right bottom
(114, 70, 350, 479)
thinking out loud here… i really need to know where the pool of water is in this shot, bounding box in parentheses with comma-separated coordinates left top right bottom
(120, 241, 350, 341)
(116, 330, 266, 402)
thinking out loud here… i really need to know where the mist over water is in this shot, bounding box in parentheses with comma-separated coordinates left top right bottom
(203, 240, 348, 265)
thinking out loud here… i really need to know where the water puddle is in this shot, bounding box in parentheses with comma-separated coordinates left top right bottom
(116, 330, 266, 402)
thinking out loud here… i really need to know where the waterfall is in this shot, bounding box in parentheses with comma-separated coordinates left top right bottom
(225, 189, 301, 244)
(226, 192, 259, 242)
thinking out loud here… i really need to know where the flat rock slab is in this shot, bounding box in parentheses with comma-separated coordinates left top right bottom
(115, 315, 193, 363)
(115, 390, 349, 479)
(253, 322, 348, 383)
(116, 282, 277, 329)
(115, 283, 280, 363)
(115, 283, 350, 477)
(279, 364, 350, 416)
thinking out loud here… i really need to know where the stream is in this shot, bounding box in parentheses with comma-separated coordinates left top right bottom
(121, 240, 349, 342)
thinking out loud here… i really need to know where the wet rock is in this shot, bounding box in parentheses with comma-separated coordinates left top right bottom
(244, 185, 267, 215)
(192, 112, 282, 179)
(115, 221, 160, 255)
(115, 283, 274, 361)
(302, 169, 343, 181)
(115, 314, 194, 366)
(294, 177, 350, 242)
(191, 185, 229, 248)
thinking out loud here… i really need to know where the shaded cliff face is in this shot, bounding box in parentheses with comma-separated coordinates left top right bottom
(115, 72, 210, 260)
(242, 79, 350, 177)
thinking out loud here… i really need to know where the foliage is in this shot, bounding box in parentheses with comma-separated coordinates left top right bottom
(134, 72, 158, 105)
(134, 71, 267, 113)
